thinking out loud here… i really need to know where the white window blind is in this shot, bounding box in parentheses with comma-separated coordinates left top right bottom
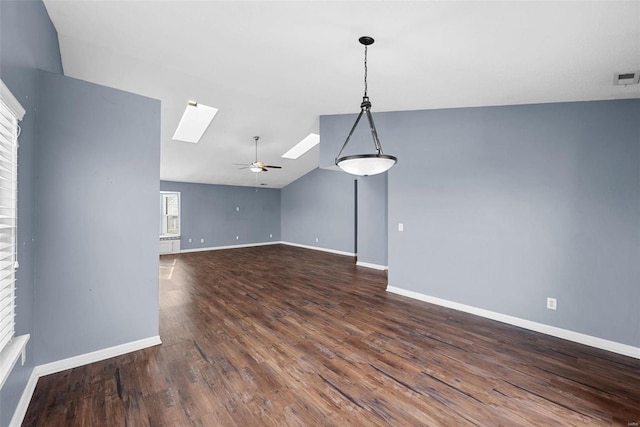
(0, 97, 18, 354)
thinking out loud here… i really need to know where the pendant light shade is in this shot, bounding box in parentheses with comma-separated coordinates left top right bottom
(335, 154, 397, 176)
(335, 36, 397, 176)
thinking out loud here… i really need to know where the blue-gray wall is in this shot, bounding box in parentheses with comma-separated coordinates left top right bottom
(1, 2, 161, 418)
(321, 100, 640, 348)
(0, 0, 63, 423)
(357, 173, 388, 267)
(161, 181, 281, 250)
(35, 70, 161, 364)
(318, 116, 389, 266)
(281, 168, 356, 254)
(166, 173, 385, 265)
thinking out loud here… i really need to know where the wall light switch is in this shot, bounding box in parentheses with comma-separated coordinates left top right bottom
(398, 223, 404, 232)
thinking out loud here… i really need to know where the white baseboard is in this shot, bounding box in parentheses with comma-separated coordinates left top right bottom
(386, 286, 640, 360)
(179, 241, 356, 258)
(280, 241, 355, 257)
(180, 241, 279, 253)
(9, 368, 39, 427)
(9, 335, 162, 427)
(34, 335, 162, 377)
(356, 261, 388, 271)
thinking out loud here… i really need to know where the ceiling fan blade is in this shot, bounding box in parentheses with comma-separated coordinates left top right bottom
(234, 137, 282, 173)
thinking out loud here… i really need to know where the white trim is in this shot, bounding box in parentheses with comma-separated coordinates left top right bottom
(9, 368, 38, 427)
(180, 241, 280, 253)
(280, 241, 355, 257)
(160, 191, 181, 236)
(0, 334, 29, 390)
(356, 261, 388, 270)
(34, 335, 162, 377)
(179, 241, 356, 257)
(0, 79, 26, 120)
(386, 286, 640, 360)
(8, 335, 161, 427)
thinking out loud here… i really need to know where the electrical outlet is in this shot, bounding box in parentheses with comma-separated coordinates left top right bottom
(398, 223, 404, 232)
(315, 237, 319, 242)
(200, 238, 204, 243)
(236, 207, 240, 211)
(188, 238, 192, 243)
(269, 234, 273, 238)
(547, 297, 557, 310)
(236, 236, 239, 240)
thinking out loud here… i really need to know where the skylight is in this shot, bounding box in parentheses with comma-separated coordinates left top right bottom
(172, 101, 218, 143)
(281, 133, 320, 159)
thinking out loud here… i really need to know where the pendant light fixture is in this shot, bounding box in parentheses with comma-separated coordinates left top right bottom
(335, 36, 397, 176)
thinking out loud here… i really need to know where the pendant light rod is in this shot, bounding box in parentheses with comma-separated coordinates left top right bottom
(335, 97, 383, 160)
(365, 103, 383, 154)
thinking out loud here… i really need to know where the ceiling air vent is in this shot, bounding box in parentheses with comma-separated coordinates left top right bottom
(614, 71, 640, 86)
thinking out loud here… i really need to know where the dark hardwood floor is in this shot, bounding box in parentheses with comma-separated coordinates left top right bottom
(24, 245, 640, 426)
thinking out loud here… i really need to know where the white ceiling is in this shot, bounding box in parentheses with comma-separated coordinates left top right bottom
(43, 1, 640, 189)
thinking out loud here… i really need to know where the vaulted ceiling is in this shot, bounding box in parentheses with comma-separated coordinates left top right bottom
(43, 1, 640, 188)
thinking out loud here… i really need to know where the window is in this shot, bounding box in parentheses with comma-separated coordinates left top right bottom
(161, 192, 180, 236)
(0, 79, 28, 390)
(0, 91, 19, 354)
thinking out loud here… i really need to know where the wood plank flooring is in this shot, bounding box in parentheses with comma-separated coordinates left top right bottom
(24, 245, 640, 426)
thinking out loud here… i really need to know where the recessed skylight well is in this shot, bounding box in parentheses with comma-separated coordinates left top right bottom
(172, 101, 218, 143)
(282, 133, 320, 159)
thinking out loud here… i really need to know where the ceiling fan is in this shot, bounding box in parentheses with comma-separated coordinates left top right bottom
(234, 136, 282, 173)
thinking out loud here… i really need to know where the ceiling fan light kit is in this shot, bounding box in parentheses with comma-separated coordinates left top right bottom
(335, 36, 397, 177)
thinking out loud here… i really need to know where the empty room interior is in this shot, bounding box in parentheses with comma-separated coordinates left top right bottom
(1, 1, 639, 425)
